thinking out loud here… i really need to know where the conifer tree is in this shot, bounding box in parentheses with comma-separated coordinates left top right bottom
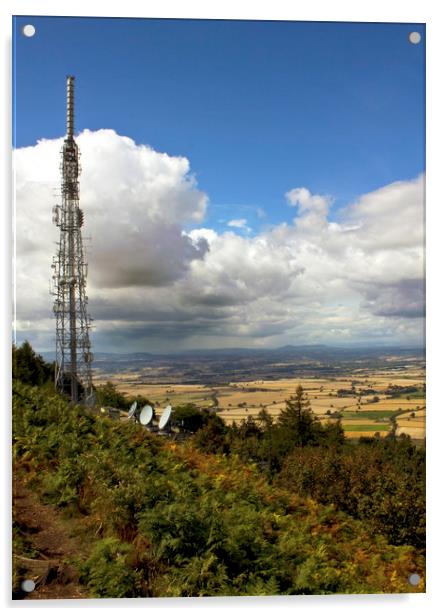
(12, 341, 53, 385)
(278, 385, 319, 446)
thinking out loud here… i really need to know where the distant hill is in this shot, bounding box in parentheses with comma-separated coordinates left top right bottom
(53, 344, 423, 384)
(41, 344, 424, 363)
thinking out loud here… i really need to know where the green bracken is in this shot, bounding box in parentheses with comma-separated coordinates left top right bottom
(12, 380, 425, 597)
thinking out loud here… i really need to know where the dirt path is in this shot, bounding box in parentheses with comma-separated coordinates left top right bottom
(13, 475, 89, 600)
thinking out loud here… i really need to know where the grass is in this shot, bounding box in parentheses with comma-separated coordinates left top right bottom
(342, 410, 397, 419)
(343, 424, 390, 432)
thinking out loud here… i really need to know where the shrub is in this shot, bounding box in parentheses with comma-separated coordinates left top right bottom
(79, 538, 141, 597)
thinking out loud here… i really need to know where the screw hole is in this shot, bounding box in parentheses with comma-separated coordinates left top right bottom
(408, 32, 421, 45)
(22, 24, 36, 38)
(21, 579, 36, 592)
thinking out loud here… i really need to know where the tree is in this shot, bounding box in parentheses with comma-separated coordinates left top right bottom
(192, 413, 228, 454)
(319, 420, 345, 448)
(278, 434, 425, 550)
(277, 386, 320, 447)
(173, 404, 210, 433)
(95, 382, 127, 409)
(12, 341, 53, 386)
(257, 408, 273, 431)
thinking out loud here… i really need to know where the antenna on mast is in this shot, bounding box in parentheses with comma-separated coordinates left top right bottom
(66, 75, 75, 139)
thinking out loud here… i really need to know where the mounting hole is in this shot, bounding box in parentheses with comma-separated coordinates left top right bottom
(408, 32, 421, 45)
(21, 579, 36, 593)
(408, 573, 421, 586)
(22, 24, 36, 37)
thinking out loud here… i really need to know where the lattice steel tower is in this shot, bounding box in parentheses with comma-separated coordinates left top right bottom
(51, 76, 93, 402)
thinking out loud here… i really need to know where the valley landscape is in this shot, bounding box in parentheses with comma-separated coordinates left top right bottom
(93, 345, 426, 441)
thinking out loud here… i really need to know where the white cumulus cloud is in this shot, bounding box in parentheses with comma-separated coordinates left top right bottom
(227, 218, 250, 232)
(13, 129, 425, 352)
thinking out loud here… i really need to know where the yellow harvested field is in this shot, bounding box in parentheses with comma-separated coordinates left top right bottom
(106, 382, 215, 408)
(95, 372, 141, 384)
(343, 430, 386, 438)
(395, 409, 426, 439)
(218, 391, 285, 408)
(398, 408, 426, 418)
(396, 424, 425, 438)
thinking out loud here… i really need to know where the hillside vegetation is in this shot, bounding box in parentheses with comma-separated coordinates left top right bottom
(13, 378, 425, 597)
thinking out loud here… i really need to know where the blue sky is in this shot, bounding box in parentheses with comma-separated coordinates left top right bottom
(13, 17, 426, 351)
(13, 17, 424, 233)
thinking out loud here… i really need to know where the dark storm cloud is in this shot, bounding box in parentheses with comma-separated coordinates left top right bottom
(90, 224, 209, 288)
(359, 279, 425, 319)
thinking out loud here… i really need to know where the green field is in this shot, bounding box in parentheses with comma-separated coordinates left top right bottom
(343, 424, 390, 432)
(342, 410, 397, 420)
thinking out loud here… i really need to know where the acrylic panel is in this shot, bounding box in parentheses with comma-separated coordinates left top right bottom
(12, 16, 425, 600)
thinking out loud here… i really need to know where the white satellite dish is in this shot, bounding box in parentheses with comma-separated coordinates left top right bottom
(139, 405, 153, 426)
(128, 401, 137, 419)
(159, 405, 173, 430)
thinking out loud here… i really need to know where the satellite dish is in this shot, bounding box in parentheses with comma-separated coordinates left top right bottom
(159, 405, 173, 430)
(128, 401, 137, 419)
(139, 405, 153, 426)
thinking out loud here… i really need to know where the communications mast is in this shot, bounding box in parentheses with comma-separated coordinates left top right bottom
(51, 76, 93, 402)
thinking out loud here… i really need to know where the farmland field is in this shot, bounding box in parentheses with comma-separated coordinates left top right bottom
(342, 424, 390, 432)
(96, 366, 425, 440)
